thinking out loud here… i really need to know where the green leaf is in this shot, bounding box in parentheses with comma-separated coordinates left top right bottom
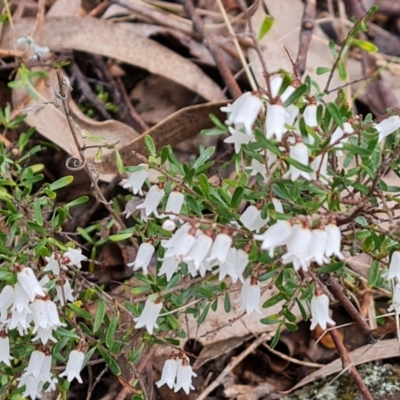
(109, 232, 133, 241)
(368, 260, 379, 286)
(49, 176, 74, 191)
(351, 38, 378, 52)
(97, 345, 121, 376)
(262, 293, 284, 308)
(231, 186, 244, 209)
(314, 261, 344, 273)
(284, 156, 314, 173)
(258, 15, 275, 40)
(260, 314, 281, 325)
(283, 84, 308, 108)
(68, 304, 94, 320)
(198, 303, 211, 324)
(337, 59, 347, 81)
(224, 292, 231, 313)
(341, 143, 371, 156)
(295, 298, 308, 321)
(33, 199, 43, 226)
(93, 300, 106, 333)
(193, 146, 215, 170)
(197, 174, 210, 196)
(106, 316, 119, 350)
(144, 135, 156, 156)
(55, 327, 80, 339)
(115, 149, 125, 174)
(270, 324, 282, 348)
(66, 196, 89, 207)
(316, 66, 331, 75)
(208, 113, 228, 132)
(326, 102, 344, 129)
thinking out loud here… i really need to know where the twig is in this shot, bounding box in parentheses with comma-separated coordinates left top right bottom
(296, 0, 316, 77)
(183, 0, 241, 99)
(55, 71, 138, 250)
(194, 333, 269, 400)
(324, 275, 370, 333)
(329, 328, 374, 400)
(70, 62, 112, 120)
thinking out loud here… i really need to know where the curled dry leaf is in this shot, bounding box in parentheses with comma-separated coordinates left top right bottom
(0, 16, 225, 102)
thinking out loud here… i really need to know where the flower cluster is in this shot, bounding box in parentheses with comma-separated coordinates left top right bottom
(0, 248, 87, 399)
(156, 353, 197, 395)
(255, 218, 343, 272)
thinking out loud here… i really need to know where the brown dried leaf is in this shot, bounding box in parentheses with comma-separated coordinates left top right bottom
(0, 16, 225, 102)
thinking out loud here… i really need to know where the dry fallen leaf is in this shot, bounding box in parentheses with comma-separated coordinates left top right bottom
(0, 16, 225, 102)
(281, 338, 400, 395)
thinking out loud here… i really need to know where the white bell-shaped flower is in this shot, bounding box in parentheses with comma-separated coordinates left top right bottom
(309, 293, 335, 330)
(55, 278, 74, 306)
(266, 104, 286, 141)
(169, 231, 196, 261)
(160, 191, 184, 219)
(303, 104, 318, 127)
(183, 233, 213, 269)
(162, 223, 190, 250)
(158, 256, 180, 281)
(8, 309, 32, 336)
(0, 334, 12, 366)
(387, 251, 400, 281)
(0, 285, 14, 319)
(254, 220, 293, 258)
(239, 277, 262, 315)
(282, 227, 312, 272)
(285, 104, 299, 129)
(207, 233, 232, 265)
(324, 223, 344, 260)
(388, 282, 400, 313)
(13, 283, 31, 313)
(156, 356, 179, 389)
(43, 252, 63, 275)
(217, 247, 239, 282)
(134, 298, 163, 335)
(136, 185, 165, 217)
(221, 92, 262, 135)
(122, 164, 149, 195)
(224, 126, 253, 154)
(240, 205, 268, 232)
(375, 115, 400, 142)
(329, 122, 354, 156)
(310, 154, 329, 182)
(31, 327, 57, 345)
(17, 374, 41, 400)
(40, 354, 53, 383)
(22, 350, 46, 379)
(63, 247, 87, 269)
(235, 249, 249, 283)
(245, 158, 267, 181)
(59, 349, 85, 383)
(128, 242, 155, 275)
(283, 141, 312, 181)
(307, 229, 329, 265)
(174, 357, 197, 394)
(17, 267, 45, 301)
(270, 76, 295, 102)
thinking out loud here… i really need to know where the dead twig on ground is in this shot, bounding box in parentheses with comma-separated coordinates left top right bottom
(194, 333, 269, 400)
